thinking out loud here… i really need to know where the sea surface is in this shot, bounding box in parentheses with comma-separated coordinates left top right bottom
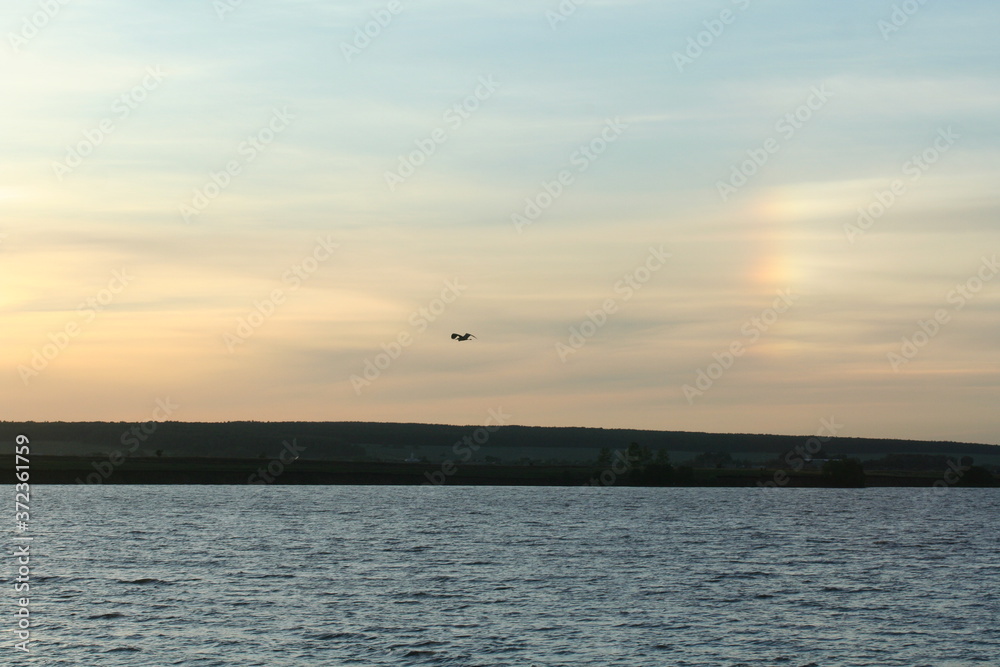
(4, 486, 999, 666)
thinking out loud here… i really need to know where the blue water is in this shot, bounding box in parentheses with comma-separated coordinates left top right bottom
(5, 486, 999, 665)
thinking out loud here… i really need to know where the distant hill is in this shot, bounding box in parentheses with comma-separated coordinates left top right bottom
(2, 421, 997, 464)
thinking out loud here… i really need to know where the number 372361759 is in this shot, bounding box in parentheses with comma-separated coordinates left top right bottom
(15, 434, 30, 523)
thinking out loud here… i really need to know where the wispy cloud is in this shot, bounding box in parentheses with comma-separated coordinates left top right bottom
(2, 0, 998, 443)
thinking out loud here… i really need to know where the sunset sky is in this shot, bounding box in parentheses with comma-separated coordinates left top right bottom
(3, 0, 999, 444)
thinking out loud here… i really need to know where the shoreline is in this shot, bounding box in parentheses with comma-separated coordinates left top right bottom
(8, 456, 997, 487)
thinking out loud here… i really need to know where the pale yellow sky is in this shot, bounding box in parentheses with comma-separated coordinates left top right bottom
(3, 0, 999, 444)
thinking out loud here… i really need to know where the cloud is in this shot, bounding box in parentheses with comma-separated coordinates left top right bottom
(2, 0, 998, 443)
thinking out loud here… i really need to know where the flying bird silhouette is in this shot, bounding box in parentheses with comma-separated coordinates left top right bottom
(451, 333, 476, 341)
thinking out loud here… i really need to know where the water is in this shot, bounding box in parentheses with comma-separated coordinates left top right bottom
(6, 486, 999, 665)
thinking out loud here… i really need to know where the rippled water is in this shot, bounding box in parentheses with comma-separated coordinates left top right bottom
(5, 486, 999, 665)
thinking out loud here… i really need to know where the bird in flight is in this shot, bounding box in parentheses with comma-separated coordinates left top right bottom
(451, 333, 477, 341)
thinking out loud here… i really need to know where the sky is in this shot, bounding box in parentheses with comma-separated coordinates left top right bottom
(2, 0, 999, 444)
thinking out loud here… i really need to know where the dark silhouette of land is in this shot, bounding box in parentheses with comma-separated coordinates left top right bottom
(2, 421, 996, 486)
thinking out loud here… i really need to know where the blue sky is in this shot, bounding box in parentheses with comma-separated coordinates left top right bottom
(3, 0, 999, 444)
